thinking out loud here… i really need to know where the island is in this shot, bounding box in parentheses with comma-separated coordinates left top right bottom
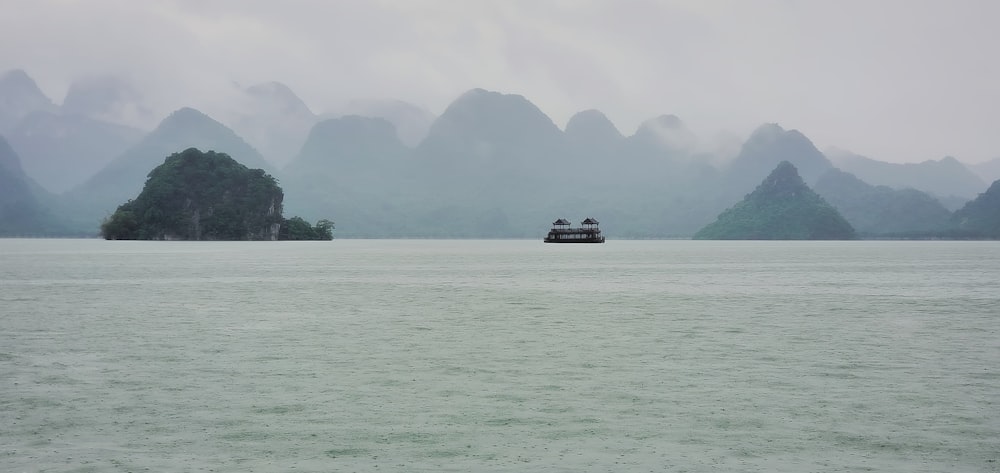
(100, 148, 332, 240)
(694, 161, 855, 240)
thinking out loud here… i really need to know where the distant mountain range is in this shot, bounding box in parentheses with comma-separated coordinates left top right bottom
(951, 180, 1000, 237)
(826, 148, 986, 205)
(1, 68, 997, 238)
(0, 70, 57, 133)
(59, 107, 272, 231)
(219, 81, 318, 168)
(7, 111, 143, 193)
(814, 168, 952, 236)
(969, 157, 1000, 184)
(0, 136, 63, 235)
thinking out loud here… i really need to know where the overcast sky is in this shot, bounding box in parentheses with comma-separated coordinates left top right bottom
(2, 0, 998, 164)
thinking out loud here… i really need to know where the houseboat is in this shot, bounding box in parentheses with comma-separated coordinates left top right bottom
(544, 218, 606, 243)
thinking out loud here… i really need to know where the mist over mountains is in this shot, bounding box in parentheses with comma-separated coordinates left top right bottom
(1, 68, 996, 238)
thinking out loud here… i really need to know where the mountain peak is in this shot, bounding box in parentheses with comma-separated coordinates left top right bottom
(565, 109, 622, 141)
(336, 98, 435, 147)
(304, 115, 401, 149)
(630, 114, 695, 155)
(139, 107, 270, 172)
(425, 88, 561, 145)
(457, 88, 494, 100)
(1, 69, 35, 87)
(748, 123, 786, 139)
(638, 114, 684, 132)
(952, 178, 1000, 237)
(745, 124, 817, 153)
(729, 122, 832, 187)
(245, 81, 295, 97)
(0, 69, 56, 132)
(62, 76, 140, 112)
(757, 160, 808, 198)
(448, 88, 536, 112)
(695, 161, 855, 240)
(159, 107, 212, 127)
(244, 81, 314, 116)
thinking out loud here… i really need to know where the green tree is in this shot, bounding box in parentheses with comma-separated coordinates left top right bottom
(314, 219, 335, 240)
(278, 216, 334, 240)
(100, 148, 285, 240)
(694, 161, 855, 240)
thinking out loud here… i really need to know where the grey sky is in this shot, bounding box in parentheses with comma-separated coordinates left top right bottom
(2, 0, 997, 164)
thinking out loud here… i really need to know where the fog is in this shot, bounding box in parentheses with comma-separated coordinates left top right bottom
(2, 0, 998, 164)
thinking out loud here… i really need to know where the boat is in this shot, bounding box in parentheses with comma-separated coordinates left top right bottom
(544, 217, 606, 243)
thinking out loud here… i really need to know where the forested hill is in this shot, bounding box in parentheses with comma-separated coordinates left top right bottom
(694, 161, 856, 240)
(101, 148, 332, 241)
(814, 168, 952, 236)
(951, 179, 1000, 238)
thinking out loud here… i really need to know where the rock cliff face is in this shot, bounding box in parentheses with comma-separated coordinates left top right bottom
(694, 161, 855, 240)
(101, 148, 284, 240)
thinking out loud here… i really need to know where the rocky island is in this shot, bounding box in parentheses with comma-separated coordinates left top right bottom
(694, 161, 856, 240)
(100, 148, 332, 240)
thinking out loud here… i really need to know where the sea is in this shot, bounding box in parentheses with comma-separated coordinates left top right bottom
(1, 238, 998, 472)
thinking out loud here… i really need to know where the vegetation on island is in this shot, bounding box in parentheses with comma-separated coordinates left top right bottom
(278, 216, 334, 240)
(694, 161, 856, 240)
(100, 148, 332, 240)
(950, 179, 1000, 238)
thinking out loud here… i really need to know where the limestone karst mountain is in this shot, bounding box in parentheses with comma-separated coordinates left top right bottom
(225, 81, 318, 168)
(62, 107, 272, 233)
(564, 109, 626, 185)
(827, 149, 986, 204)
(60, 75, 158, 130)
(694, 161, 855, 240)
(0, 69, 996, 239)
(951, 179, 1000, 238)
(565, 109, 624, 146)
(281, 115, 411, 237)
(285, 115, 409, 175)
(726, 123, 834, 194)
(415, 88, 567, 177)
(7, 111, 143, 193)
(814, 168, 952, 236)
(0, 69, 57, 133)
(970, 157, 1000, 184)
(0, 135, 59, 235)
(334, 98, 436, 148)
(627, 114, 698, 157)
(1, 72, 150, 194)
(412, 88, 568, 227)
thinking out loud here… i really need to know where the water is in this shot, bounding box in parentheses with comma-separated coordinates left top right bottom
(2, 239, 998, 472)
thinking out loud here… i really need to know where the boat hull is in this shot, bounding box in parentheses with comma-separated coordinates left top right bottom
(544, 237, 605, 243)
(544, 232, 605, 243)
(544, 218, 605, 243)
